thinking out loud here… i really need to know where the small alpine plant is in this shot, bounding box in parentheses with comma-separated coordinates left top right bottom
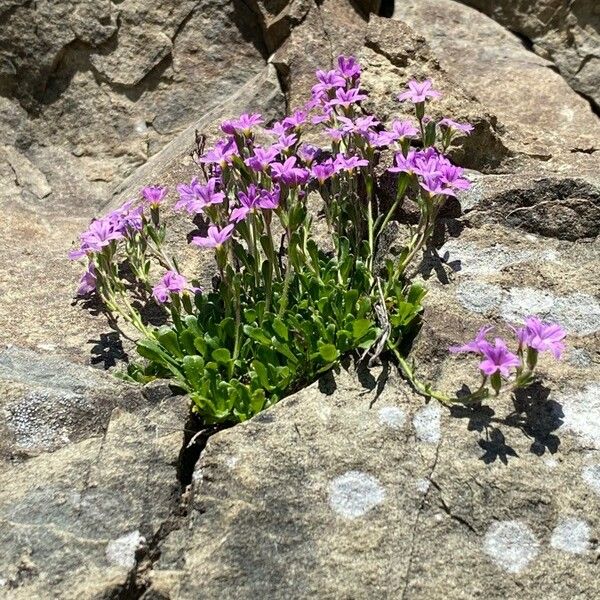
(70, 57, 565, 423)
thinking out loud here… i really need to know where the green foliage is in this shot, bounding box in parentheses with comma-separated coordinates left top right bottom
(126, 243, 424, 424)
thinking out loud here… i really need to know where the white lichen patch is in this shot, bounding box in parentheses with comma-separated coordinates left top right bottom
(415, 479, 431, 494)
(456, 281, 503, 314)
(561, 384, 600, 449)
(567, 348, 593, 368)
(483, 520, 540, 573)
(378, 406, 406, 429)
(413, 403, 441, 444)
(328, 471, 385, 519)
(440, 240, 554, 276)
(501, 287, 554, 323)
(456, 283, 600, 336)
(582, 464, 600, 496)
(550, 518, 591, 555)
(105, 530, 145, 569)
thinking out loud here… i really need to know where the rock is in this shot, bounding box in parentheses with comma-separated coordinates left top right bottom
(1, 146, 52, 200)
(459, 173, 600, 241)
(139, 366, 600, 598)
(0, 346, 142, 458)
(0, 0, 271, 206)
(455, 0, 600, 112)
(393, 0, 600, 173)
(0, 394, 190, 599)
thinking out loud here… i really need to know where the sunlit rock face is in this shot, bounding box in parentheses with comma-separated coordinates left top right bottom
(0, 1, 599, 598)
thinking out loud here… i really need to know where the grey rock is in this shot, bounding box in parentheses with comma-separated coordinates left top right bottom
(393, 0, 600, 173)
(455, 0, 600, 111)
(141, 367, 600, 599)
(0, 395, 189, 599)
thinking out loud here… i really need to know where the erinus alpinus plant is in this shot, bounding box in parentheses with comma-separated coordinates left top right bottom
(70, 56, 565, 424)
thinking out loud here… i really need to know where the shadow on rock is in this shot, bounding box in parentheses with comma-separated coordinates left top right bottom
(449, 383, 563, 464)
(88, 331, 128, 369)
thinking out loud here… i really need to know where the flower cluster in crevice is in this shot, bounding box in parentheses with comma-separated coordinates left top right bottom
(70, 56, 565, 423)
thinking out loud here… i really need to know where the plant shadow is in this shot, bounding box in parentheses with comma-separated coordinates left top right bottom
(449, 382, 563, 465)
(88, 331, 128, 369)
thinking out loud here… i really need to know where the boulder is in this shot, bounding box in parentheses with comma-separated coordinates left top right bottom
(393, 0, 600, 173)
(139, 364, 600, 599)
(455, 0, 600, 112)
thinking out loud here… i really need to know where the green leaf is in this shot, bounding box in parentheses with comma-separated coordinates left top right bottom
(211, 347, 232, 364)
(318, 343, 338, 363)
(251, 360, 272, 391)
(155, 326, 183, 359)
(182, 355, 205, 390)
(272, 317, 289, 341)
(243, 325, 272, 346)
(352, 318, 373, 341)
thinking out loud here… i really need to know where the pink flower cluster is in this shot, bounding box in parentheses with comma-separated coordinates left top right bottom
(388, 148, 470, 197)
(450, 318, 566, 378)
(152, 270, 199, 304)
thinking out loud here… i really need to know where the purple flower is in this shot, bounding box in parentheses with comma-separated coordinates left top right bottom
(141, 186, 167, 206)
(312, 107, 334, 125)
(258, 187, 280, 210)
(336, 55, 361, 79)
(438, 164, 471, 192)
(108, 200, 144, 234)
(267, 121, 288, 136)
(77, 262, 96, 295)
(450, 326, 494, 354)
(366, 130, 395, 148)
(274, 133, 298, 152)
(479, 338, 521, 377)
(413, 147, 445, 175)
(333, 153, 369, 173)
(221, 113, 263, 136)
(191, 224, 235, 249)
(297, 143, 320, 165)
(325, 127, 344, 142)
(397, 79, 441, 104)
(337, 115, 380, 136)
(311, 160, 335, 184)
(390, 120, 419, 139)
(312, 69, 346, 99)
(152, 271, 190, 304)
(419, 174, 453, 197)
(388, 150, 417, 175)
(516, 317, 567, 359)
(229, 185, 261, 223)
(439, 118, 474, 135)
(70, 216, 124, 259)
(175, 178, 224, 213)
(270, 157, 310, 186)
(328, 87, 368, 108)
(200, 138, 237, 168)
(245, 146, 279, 172)
(282, 110, 309, 130)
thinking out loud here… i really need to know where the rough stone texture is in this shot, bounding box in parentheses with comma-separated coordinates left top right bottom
(0, 394, 189, 599)
(393, 0, 600, 174)
(0, 0, 269, 202)
(140, 366, 600, 599)
(1, 1, 600, 598)
(455, 0, 600, 112)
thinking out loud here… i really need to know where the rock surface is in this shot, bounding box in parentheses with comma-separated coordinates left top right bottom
(455, 0, 600, 112)
(142, 365, 600, 599)
(393, 0, 600, 173)
(1, 1, 600, 598)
